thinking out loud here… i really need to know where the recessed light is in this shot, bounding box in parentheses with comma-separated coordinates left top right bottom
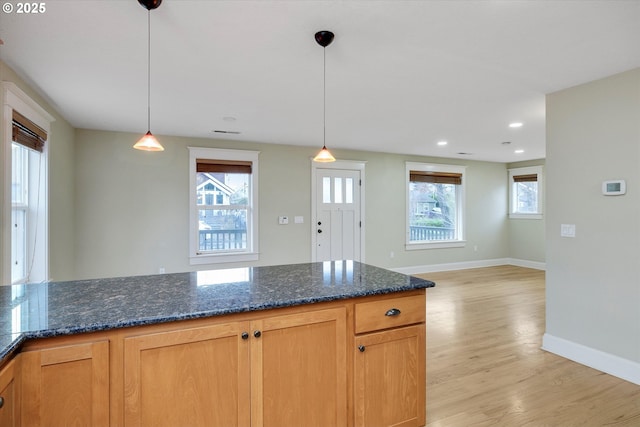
(437, 141, 448, 146)
(501, 141, 512, 145)
(457, 152, 473, 155)
(514, 149, 524, 154)
(222, 116, 237, 122)
(509, 122, 523, 128)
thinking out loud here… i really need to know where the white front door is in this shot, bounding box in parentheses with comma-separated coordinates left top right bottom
(313, 166, 363, 262)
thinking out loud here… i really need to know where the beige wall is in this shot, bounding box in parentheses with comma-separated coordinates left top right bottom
(73, 129, 511, 279)
(546, 68, 640, 366)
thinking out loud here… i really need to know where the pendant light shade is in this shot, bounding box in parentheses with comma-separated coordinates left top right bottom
(134, 0, 164, 151)
(313, 145, 335, 162)
(313, 30, 336, 163)
(134, 131, 163, 151)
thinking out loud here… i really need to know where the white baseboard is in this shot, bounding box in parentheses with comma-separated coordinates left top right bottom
(507, 258, 546, 271)
(542, 333, 640, 385)
(392, 258, 545, 275)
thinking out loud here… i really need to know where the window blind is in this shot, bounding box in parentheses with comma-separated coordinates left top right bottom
(513, 173, 537, 183)
(196, 159, 252, 174)
(12, 110, 47, 153)
(410, 171, 462, 185)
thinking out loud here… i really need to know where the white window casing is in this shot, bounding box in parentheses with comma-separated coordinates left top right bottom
(188, 147, 259, 265)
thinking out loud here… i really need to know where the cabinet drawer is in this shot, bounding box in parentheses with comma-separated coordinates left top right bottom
(355, 293, 425, 334)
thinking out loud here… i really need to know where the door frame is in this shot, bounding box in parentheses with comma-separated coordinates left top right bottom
(311, 159, 366, 263)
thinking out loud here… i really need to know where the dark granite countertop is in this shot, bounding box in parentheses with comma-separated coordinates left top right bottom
(0, 261, 434, 363)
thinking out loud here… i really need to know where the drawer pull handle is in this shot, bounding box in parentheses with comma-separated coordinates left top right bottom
(385, 308, 401, 317)
(0, 396, 4, 409)
(358, 345, 365, 352)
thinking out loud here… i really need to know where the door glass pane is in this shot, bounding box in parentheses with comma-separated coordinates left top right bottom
(334, 178, 342, 203)
(345, 178, 353, 204)
(323, 177, 331, 203)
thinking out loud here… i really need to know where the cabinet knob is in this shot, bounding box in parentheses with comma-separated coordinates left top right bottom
(358, 345, 365, 352)
(385, 308, 401, 317)
(241, 332, 249, 340)
(254, 330, 262, 338)
(0, 396, 4, 409)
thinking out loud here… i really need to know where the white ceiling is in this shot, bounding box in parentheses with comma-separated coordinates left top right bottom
(1, 1, 639, 163)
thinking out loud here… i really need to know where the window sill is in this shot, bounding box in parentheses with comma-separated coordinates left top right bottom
(405, 240, 466, 251)
(190, 252, 259, 265)
(509, 213, 543, 220)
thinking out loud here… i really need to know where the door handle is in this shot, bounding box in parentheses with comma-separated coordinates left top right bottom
(317, 229, 322, 233)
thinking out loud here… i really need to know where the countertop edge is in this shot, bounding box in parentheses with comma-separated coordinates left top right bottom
(0, 280, 433, 366)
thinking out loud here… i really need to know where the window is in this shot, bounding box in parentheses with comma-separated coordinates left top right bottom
(189, 147, 259, 264)
(508, 166, 543, 219)
(3, 82, 52, 285)
(406, 162, 466, 249)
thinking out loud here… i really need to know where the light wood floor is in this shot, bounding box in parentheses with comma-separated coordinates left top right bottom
(415, 266, 640, 427)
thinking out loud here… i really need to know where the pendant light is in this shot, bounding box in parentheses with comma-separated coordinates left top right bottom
(313, 30, 336, 162)
(133, 0, 164, 151)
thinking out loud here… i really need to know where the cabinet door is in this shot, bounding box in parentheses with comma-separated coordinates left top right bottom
(251, 307, 347, 427)
(21, 340, 110, 427)
(0, 358, 18, 427)
(124, 322, 251, 427)
(354, 324, 426, 427)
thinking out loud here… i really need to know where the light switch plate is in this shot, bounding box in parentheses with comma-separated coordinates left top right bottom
(560, 224, 576, 237)
(278, 216, 289, 225)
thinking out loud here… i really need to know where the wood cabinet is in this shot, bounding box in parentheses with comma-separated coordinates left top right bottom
(20, 340, 110, 427)
(252, 307, 347, 427)
(5, 289, 425, 427)
(124, 307, 347, 427)
(353, 293, 426, 427)
(0, 358, 19, 427)
(123, 321, 251, 427)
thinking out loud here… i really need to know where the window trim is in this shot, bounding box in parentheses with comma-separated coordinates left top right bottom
(405, 162, 466, 250)
(508, 165, 544, 220)
(188, 147, 260, 265)
(3, 82, 54, 285)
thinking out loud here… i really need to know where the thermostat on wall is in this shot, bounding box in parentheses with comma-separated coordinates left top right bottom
(602, 180, 626, 196)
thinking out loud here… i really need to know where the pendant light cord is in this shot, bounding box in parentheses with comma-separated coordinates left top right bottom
(323, 46, 326, 148)
(146, 9, 151, 132)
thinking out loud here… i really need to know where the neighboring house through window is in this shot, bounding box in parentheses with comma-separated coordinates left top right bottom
(189, 147, 259, 264)
(406, 162, 466, 249)
(508, 166, 543, 219)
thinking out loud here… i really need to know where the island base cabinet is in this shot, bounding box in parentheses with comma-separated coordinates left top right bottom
(252, 307, 347, 427)
(123, 307, 347, 427)
(354, 324, 426, 427)
(123, 322, 251, 427)
(0, 358, 18, 427)
(20, 340, 110, 427)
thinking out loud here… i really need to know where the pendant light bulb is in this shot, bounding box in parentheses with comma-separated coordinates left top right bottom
(134, 4, 164, 151)
(313, 30, 336, 163)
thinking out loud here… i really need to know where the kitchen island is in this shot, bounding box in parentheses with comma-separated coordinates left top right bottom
(0, 261, 434, 427)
